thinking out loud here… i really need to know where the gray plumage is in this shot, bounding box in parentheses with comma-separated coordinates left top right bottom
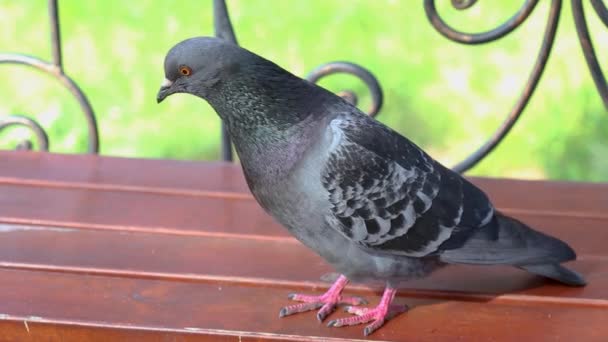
(157, 37, 586, 291)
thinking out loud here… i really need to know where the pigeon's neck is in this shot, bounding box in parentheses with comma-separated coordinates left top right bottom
(205, 71, 331, 184)
(207, 67, 327, 131)
(232, 114, 324, 190)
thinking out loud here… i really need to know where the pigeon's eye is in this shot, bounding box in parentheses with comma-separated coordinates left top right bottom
(179, 66, 192, 76)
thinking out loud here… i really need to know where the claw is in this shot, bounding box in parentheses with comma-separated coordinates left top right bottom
(279, 301, 323, 318)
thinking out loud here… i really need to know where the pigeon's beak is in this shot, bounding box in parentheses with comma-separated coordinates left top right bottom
(156, 78, 174, 103)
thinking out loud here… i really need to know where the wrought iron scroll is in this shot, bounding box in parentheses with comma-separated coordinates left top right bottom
(0, 0, 99, 153)
(213, 0, 607, 172)
(0, 115, 49, 151)
(425, 0, 608, 173)
(2, 1, 605, 166)
(306, 61, 384, 117)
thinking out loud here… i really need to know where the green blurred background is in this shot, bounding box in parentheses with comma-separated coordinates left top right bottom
(1, 1, 607, 181)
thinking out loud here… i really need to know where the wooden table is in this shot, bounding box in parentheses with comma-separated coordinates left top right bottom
(0, 151, 607, 341)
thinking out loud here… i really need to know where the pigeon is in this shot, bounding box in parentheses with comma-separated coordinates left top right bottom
(157, 37, 586, 336)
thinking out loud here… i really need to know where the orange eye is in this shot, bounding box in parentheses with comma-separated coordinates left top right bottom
(179, 66, 192, 76)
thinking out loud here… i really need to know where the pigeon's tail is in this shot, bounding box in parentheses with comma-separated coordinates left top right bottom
(440, 212, 586, 287)
(519, 264, 586, 286)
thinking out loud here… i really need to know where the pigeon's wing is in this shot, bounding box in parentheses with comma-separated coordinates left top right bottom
(322, 114, 494, 257)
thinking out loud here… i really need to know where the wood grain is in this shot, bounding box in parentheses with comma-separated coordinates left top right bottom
(1, 269, 607, 342)
(0, 224, 604, 304)
(2, 151, 607, 218)
(1, 151, 607, 341)
(1, 182, 607, 244)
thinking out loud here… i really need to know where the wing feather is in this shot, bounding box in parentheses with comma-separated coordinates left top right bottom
(322, 114, 494, 257)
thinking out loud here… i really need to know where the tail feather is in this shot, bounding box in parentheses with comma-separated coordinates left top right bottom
(440, 212, 586, 287)
(520, 263, 587, 287)
(441, 212, 576, 266)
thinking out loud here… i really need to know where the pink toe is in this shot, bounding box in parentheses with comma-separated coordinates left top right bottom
(279, 301, 323, 317)
(288, 293, 321, 303)
(328, 287, 407, 336)
(344, 305, 369, 316)
(280, 275, 360, 321)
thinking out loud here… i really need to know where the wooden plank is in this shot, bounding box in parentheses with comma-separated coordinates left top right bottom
(2, 151, 607, 219)
(2, 152, 607, 340)
(0, 183, 283, 238)
(0, 183, 607, 250)
(0, 151, 250, 196)
(0, 322, 239, 342)
(472, 177, 608, 219)
(0, 224, 604, 303)
(1, 269, 607, 341)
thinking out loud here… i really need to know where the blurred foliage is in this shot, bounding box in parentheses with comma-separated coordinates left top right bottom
(0, 1, 607, 181)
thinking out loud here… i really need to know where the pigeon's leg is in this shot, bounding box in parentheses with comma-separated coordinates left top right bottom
(279, 275, 367, 321)
(327, 286, 408, 336)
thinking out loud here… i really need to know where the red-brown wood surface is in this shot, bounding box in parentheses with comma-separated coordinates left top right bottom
(1, 151, 607, 341)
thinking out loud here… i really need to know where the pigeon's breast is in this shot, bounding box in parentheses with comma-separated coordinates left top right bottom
(250, 127, 342, 247)
(242, 117, 444, 284)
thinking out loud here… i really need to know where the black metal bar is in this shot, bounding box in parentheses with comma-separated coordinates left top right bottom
(213, 0, 238, 44)
(572, 0, 608, 109)
(590, 0, 608, 27)
(48, 0, 62, 70)
(213, 0, 236, 162)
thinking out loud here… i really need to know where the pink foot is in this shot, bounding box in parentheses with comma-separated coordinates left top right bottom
(279, 275, 367, 321)
(327, 287, 408, 336)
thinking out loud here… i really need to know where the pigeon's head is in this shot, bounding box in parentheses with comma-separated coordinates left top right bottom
(157, 36, 328, 133)
(156, 36, 245, 103)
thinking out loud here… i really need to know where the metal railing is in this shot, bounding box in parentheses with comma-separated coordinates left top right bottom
(1, 0, 606, 173)
(0, 0, 98, 153)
